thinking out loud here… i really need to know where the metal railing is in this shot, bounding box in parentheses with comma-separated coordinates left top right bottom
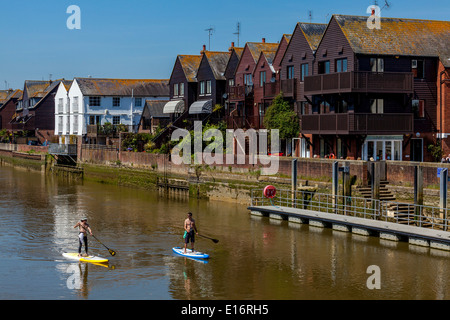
(251, 189, 450, 231)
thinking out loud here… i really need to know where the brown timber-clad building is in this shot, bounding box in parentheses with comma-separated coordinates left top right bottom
(298, 15, 450, 162)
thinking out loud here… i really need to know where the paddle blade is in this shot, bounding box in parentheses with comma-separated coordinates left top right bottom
(109, 249, 116, 256)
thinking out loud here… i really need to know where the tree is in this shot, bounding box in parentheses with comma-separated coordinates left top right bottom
(263, 93, 300, 140)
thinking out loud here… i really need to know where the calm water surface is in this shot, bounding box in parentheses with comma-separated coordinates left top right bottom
(1, 164, 450, 300)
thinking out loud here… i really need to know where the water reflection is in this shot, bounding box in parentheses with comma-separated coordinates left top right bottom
(2, 164, 450, 299)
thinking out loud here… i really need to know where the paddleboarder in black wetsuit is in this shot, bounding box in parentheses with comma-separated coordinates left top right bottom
(184, 212, 198, 253)
(74, 218, 93, 257)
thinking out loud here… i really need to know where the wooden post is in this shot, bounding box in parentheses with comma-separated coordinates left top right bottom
(332, 161, 339, 213)
(440, 168, 448, 230)
(292, 159, 297, 207)
(414, 165, 423, 224)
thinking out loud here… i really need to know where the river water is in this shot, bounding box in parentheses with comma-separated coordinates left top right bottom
(1, 164, 450, 301)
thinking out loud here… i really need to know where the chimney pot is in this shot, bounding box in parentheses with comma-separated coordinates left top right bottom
(262, 38, 266, 43)
(231, 42, 235, 47)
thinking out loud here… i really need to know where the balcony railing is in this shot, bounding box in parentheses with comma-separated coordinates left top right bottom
(226, 115, 264, 130)
(304, 71, 414, 95)
(229, 85, 253, 101)
(280, 79, 296, 98)
(263, 82, 280, 99)
(300, 113, 414, 135)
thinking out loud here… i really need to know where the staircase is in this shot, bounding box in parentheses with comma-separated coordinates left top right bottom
(356, 181, 433, 227)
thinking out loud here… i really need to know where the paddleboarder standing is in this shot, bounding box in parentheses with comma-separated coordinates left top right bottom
(184, 212, 198, 253)
(74, 218, 93, 257)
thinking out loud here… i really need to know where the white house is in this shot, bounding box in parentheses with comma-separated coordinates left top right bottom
(56, 78, 169, 144)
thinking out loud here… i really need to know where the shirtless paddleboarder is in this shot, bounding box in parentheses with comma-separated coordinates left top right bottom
(184, 212, 198, 253)
(74, 218, 93, 257)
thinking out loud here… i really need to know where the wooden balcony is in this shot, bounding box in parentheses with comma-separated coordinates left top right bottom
(229, 85, 253, 101)
(280, 79, 296, 98)
(300, 113, 414, 135)
(226, 115, 264, 130)
(263, 82, 280, 99)
(304, 71, 414, 95)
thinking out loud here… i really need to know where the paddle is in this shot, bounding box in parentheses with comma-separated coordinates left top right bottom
(91, 234, 116, 256)
(198, 234, 219, 243)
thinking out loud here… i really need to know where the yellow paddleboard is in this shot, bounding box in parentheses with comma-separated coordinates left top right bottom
(63, 252, 109, 264)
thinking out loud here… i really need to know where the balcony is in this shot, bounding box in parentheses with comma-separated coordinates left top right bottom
(226, 115, 264, 130)
(263, 82, 280, 99)
(280, 79, 296, 98)
(229, 85, 253, 101)
(300, 113, 414, 135)
(304, 72, 414, 95)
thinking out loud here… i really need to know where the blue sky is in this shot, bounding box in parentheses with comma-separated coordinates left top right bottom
(1, 0, 449, 89)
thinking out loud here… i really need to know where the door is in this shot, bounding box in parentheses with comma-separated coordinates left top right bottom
(411, 139, 423, 162)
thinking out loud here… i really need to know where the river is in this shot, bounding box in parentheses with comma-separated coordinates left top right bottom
(1, 164, 450, 301)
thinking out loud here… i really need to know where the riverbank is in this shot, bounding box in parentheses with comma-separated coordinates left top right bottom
(2, 144, 450, 207)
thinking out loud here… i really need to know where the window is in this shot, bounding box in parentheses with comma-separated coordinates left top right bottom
(244, 74, 253, 85)
(300, 63, 309, 81)
(412, 60, 425, 79)
(58, 116, 63, 134)
(260, 71, 266, 87)
(287, 66, 294, 79)
(318, 61, 330, 74)
(319, 100, 330, 114)
(370, 58, 384, 72)
(200, 81, 205, 95)
(370, 99, 384, 113)
(174, 83, 179, 96)
(113, 97, 120, 107)
(299, 101, 309, 115)
(72, 96, 79, 113)
(113, 116, 121, 125)
(58, 98, 64, 113)
(412, 99, 425, 118)
(89, 96, 101, 106)
(336, 58, 348, 72)
(206, 80, 212, 94)
(228, 79, 234, 87)
(89, 115, 100, 125)
(73, 115, 78, 134)
(135, 98, 142, 107)
(179, 83, 184, 96)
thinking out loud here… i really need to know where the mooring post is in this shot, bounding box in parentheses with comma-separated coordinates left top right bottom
(292, 159, 297, 207)
(414, 165, 423, 224)
(371, 161, 380, 214)
(332, 161, 339, 213)
(440, 168, 448, 230)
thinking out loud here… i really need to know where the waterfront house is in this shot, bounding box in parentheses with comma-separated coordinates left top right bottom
(278, 22, 327, 158)
(189, 47, 230, 119)
(63, 78, 169, 145)
(223, 43, 244, 123)
(138, 100, 170, 135)
(11, 80, 70, 144)
(253, 34, 292, 128)
(227, 39, 279, 129)
(300, 15, 450, 162)
(0, 89, 22, 131)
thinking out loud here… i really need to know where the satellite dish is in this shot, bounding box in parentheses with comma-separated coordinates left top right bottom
(222, 93, 228, 99)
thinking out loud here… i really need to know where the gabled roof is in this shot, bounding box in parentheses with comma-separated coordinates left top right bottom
(143, 100, 170, 118)
(24, 80, 53, 99)
(177, 55, 202, 82)
(201, 51, 231, 80)
(332, 14, 450, 67)
(297, 22, 327, 51)
(74, 78, 169, 96)
(246, 42, 279, 63)
(0, 89, 22, 109)
(30, 79, 72, 110)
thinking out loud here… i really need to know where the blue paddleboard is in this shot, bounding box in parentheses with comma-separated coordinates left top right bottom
(172, 247, 209, 259)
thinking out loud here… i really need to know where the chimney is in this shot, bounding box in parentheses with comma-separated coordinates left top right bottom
(262, 38, 266, 43)
(229, 42, 235, 52)
(201, 44, 206, 54)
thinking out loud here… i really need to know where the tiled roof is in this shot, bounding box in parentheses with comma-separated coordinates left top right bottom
(333, 15, 450, 67)
(298, 22, 327, 51)
(203, 51, 231, 80)
(246, 42, 279, 63)
(75, 78, 170, 96)
(178, 55, 202, 82)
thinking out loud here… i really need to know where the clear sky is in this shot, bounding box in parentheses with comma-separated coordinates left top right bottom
(1, 0, 449, 89)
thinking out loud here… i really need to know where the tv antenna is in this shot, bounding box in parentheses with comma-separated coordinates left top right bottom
(205, 26, 215, 50)
(233, 22, 241, 47)
(373, 0, 391, 11)
(308, 11, 313, 23)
